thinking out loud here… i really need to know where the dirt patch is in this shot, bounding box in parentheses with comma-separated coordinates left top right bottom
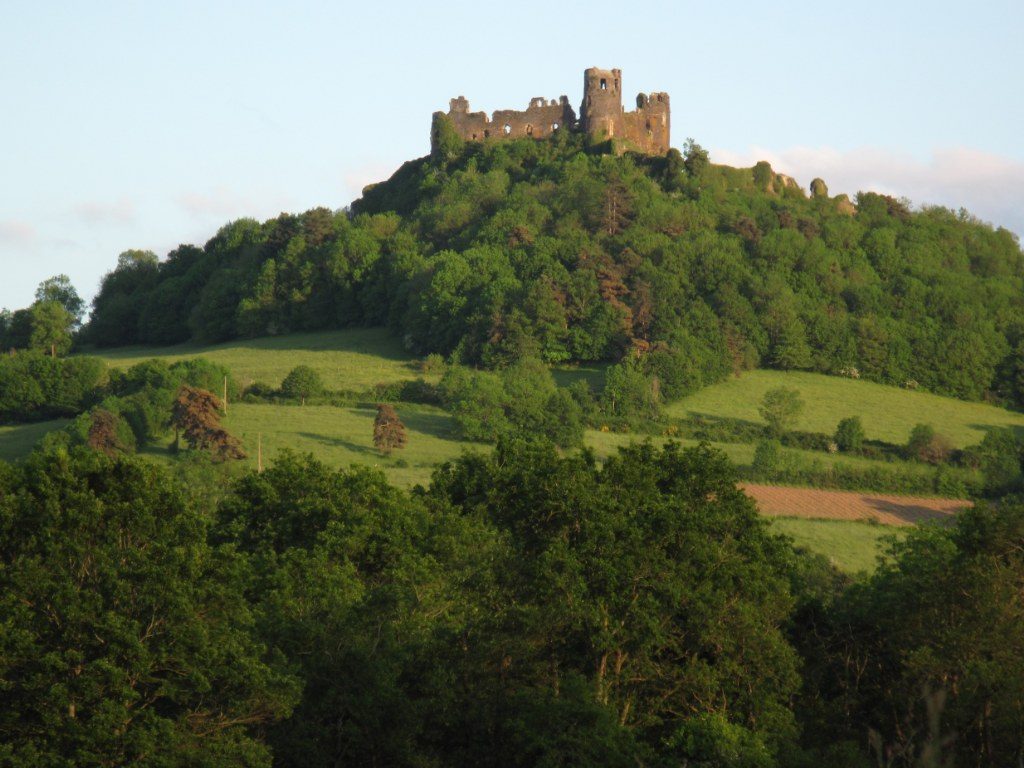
(740, 483, 969, 527)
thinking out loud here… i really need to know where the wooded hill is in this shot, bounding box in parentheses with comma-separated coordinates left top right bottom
(82, 131, 1024, 406)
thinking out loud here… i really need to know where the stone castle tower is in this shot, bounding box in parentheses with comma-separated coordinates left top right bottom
(432, 67, 670, 155)
(579, 67, 670, 154)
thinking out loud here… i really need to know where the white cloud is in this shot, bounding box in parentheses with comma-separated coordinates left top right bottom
(178, 187, 295, 221)
(73, 198, 136, 224)
(0, 220, 36, 243)
(710, 145, 1024, 237)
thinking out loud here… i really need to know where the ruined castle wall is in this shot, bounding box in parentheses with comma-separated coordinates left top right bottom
(434, 68, 670, 156)
(439, 96, 576, 143)
(619, 92, 670, 154)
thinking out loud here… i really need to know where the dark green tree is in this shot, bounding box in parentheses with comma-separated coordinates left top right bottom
(0, 450, 299, 763)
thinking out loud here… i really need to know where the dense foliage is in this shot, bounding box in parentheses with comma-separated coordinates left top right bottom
(77, 135, 1024, 406)
(3, 433, 1024, 764)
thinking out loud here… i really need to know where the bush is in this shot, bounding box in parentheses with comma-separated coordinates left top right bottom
(280, 365, 325, 404)
(758, 387, 804, 437)
(906, 423, 952, 464)
(834, 416, 865, 452)
(752, 439, 783, 475)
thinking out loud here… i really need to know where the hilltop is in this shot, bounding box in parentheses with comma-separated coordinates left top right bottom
(66, 131, 1024, 412)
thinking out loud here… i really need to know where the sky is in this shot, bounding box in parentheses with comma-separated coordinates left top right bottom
(1, 0, 1022, 311)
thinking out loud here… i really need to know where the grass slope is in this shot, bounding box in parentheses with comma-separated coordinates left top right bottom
(91, 328, 425, 391)
(0, 420, 70, 462)
(667, 369, 1024, 448)
(769, 517, 906, 574)
(222, 402, 484, 488)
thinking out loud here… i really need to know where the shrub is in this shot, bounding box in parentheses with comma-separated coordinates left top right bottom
(752, 439, 782, 475)
(834, 416, 865, 452)
(758, 387, 804, 438)
(906, 423, 952, 464)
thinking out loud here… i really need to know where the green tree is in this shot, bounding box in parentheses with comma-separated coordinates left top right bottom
(906, 423, 951, 464)
(683, 137, 710, 178)
(280, 364, 325, 405)
(834, 416, 865, 452)
(28, 300, 74, 355)
(758, 387, 804, 437)
(35, 274, 85, 327)
(0, 450, 299, 763)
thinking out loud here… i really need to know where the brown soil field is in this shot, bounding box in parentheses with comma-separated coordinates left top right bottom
(740, 483, 969, 527)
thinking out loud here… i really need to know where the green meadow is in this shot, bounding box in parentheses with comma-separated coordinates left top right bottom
(91, 328, 426, 391)
(668, 369, 1024, 448)
(4, 329, 1013, 573)
(769, 517, 906, 574)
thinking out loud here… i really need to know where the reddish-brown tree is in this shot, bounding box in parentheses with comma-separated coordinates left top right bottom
(86, 408, 129, 456)
(170, 385, 246, 461)
(373, 403, 407, 457)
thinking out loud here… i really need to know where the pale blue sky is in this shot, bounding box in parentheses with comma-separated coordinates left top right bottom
(1, 0, 1022, 311)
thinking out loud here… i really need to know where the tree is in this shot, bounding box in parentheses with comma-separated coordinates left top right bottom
(35, 274, 85, 327)
(28, 300, 74, 355)
(906, 423, 951, 464)
(834, 416, 865, 452)
(758, 387, 804, 437)
(0, 450, 299, 763)
(281, 364, 324, 405)
(373, 403, 407, 456)
(683, 138, 709, 178)
(86, 408, 133, 456)
(169, 384, 245, 460)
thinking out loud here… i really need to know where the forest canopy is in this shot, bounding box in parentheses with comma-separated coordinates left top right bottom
(74, 134, 1024, 405)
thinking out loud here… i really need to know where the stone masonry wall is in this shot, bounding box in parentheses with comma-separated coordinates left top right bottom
(433, 68, 670, 156)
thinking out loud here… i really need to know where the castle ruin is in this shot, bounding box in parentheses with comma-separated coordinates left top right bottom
(432, 67, 670, 155)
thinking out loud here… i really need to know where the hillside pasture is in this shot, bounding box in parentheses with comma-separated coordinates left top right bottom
(222, 401, 483, 488)
(91, 328, 425, 391)
(0, 420, 69, 462)
(769, 517, 906, 574)
(667, 369, 1024, 448)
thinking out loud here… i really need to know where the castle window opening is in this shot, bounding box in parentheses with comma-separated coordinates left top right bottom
(551, 122, 559, 131)
(600, 78, 607, 90)
(503, 124, 511, 135)
(526, 124, 533, 135)
(484, 129, 490, 138)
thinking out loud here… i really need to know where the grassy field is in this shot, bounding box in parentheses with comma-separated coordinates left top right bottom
(222, 402, 484, 488)
(90, 328, 427, 391)
(667, 369, 1024, 448)
(769, 517, 905, 574)
(0, 420, 70, 462)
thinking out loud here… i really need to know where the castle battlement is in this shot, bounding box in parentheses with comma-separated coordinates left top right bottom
(431, 67, 670, 155)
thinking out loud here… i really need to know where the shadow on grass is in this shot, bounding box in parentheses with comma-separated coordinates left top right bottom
(398, 409, 461, 440)
(297, 432, 374, 455)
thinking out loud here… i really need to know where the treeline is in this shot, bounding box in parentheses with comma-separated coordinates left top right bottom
(3, 439, 1024, 765)
(76, 131, 1024, 405)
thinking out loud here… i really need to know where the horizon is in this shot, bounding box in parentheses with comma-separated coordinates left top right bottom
(2, 0, 1022, 311)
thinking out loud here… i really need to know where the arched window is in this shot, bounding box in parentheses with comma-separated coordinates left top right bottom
(600, 78, 607, 90)
(551, 122, 559, 131)
(503, 124, 512, 135)
(526, 124, 533, 136)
